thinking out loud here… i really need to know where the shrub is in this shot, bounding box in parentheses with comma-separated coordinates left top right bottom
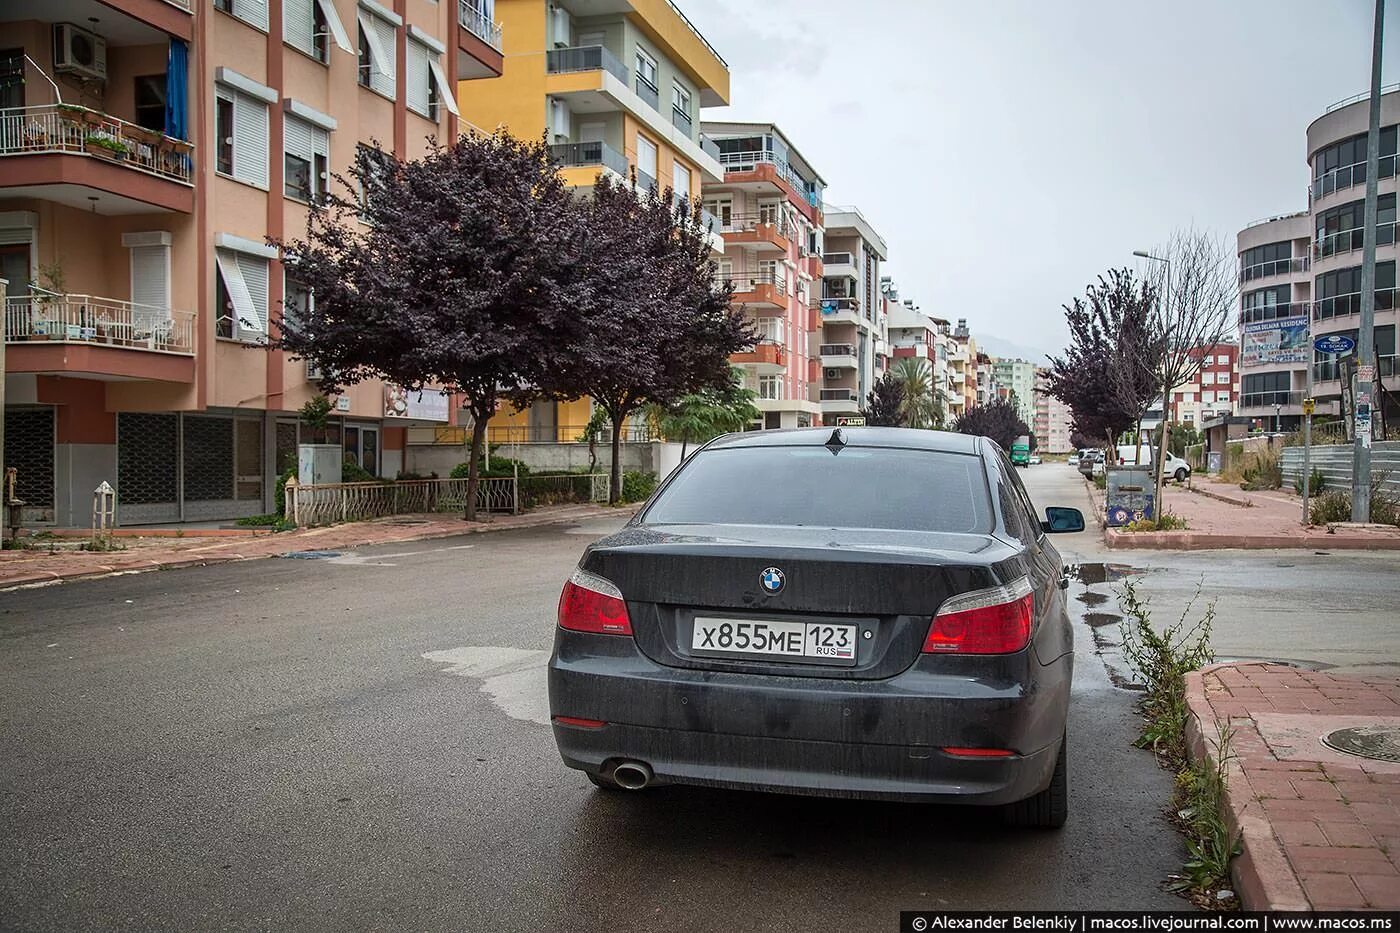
(1238, 446, 1282, 490)
(273, 461, 296, 516)
(450, 456, 529, 480)
(1293, 468, 1326, 497)
(1309, 489, 1351, 525)
(341, 460, 379, 483)
(621, 470, 657, 503)
(1124, 511, 1188, 532)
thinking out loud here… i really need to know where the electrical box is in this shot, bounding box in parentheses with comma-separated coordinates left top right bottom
(298, 444, 341, 486)
(1105, 466, 1155, 527)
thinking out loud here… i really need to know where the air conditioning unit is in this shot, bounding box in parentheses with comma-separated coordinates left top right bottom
(306, 360, 323, 381)
(54, 23, 108, 81)
(825, 368, 841, 380)
(549, 5, 571, 48)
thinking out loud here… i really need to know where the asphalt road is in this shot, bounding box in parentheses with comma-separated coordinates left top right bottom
(4, 480, 1192, 930)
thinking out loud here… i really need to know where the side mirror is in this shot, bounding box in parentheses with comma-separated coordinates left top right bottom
(1041, 506, 1085, 534)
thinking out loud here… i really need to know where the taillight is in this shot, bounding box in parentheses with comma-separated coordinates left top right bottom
(558, 568, 633, 636)
(923, 577, 1034, 654)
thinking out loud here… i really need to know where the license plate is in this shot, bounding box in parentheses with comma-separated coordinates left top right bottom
(691, 617, 857, 663)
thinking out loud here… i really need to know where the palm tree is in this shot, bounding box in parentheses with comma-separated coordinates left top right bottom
(890, 357, 940, 429)
(653, 367, 760, 458)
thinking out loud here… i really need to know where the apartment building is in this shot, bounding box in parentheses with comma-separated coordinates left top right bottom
(1033, 368, 1074, 453)
(1, 0, 502, 525)
(1236, 87, 1400, 434)
(948, 318, 976, 417)
(974, 352, 997, 408)
(702, 120, 824, 429)
(814, 205, 887, 423)
(456, 0, 728, 442)
(1165, 344, 1240, 428)
(992, 357, 1036, 423)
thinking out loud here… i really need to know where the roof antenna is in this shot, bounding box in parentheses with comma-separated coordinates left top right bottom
(825, 427, 846, 452)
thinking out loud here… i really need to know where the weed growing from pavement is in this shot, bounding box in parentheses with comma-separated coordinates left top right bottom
(1123, 511, 1188, 532)
(1119, 581, 1239, 908)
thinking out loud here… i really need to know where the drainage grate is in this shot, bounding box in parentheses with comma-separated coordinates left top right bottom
(1322, 725, 1400, 763)
(279, 550, 343, 560)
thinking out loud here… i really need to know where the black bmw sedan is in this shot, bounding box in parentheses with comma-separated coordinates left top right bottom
(547, 427, 1086, 828)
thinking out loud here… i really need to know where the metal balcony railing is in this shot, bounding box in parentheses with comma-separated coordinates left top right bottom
(820, 343, 856, 357)
(1239, 390, 1302, 409)
(635, 73, 659, 110)
(1314, 288, 1398, 321)
(546, 46, 629, 85)
(1238, 255, 1308, 283)
(1314, 222, 1397, 260)
(699, 134, 721, 161)
(4, 294, 196, 354)
(819, 388, 858, 402)
(1312, 153, 1399, 200)
(716, 212, 793, 238)
(715, 149, 819, 206)
(821, 252, 856, 266)
(730, 271, 787, 292)
(672, 107, 692, 136)
(1239, 302, 1310, 326)
(458, 0, 503, 51)
(0, 104, 194, 184)
(549, 141, 629, 177)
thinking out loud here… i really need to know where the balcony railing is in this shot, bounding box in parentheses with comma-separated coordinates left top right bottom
(1312, 153, 1399, 201)
(730, 271, 787, 293)
(717, 212, 793, 238)
(699, 135, 721, 161)
(1238, 255, 1308, 283)
(819, 388, 858, 402)
(546, 46, 629, 85)
(821, 252, 856, 266)
(549, 141, 629, 177)
(819, 296, 860, 311)
(458, 0, 503, 52)
(635, 73, 660, 110)
(1314, 222, 1397, 260)
(1239, 302, 1310, 326)
(672, 107, 692, 136)
(1313, 355, 1399, 383)
(715, 149, 819, 207)
(820, 343, 856, 357)
(4, 295, 196, 354)
(0, 104, 194, 185)
(1239, 390, 1303, 409)
(1314, 288, 1397, 322)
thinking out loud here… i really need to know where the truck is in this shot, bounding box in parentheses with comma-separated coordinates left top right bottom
(1010, 435, 1032, 467)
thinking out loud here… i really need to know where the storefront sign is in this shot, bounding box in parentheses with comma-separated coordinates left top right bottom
(1241, 316, 1309, 367)
(384, 386, 450, 422)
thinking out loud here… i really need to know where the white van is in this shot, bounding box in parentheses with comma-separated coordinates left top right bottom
(1114, 445, 1192, 482)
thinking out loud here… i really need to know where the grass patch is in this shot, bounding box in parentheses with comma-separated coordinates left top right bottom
(1123, 511, 1188, 532)
(235, 514, 296, 531)
(1119, 580, 1239, 908)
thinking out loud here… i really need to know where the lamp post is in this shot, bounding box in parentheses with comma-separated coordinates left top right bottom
(1353, 0, 1384, 522)
(1134, 249, 1172, 511)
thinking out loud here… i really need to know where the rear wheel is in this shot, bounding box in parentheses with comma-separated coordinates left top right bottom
(1003, 734, 1068, 829)
(1174, 468, 1188, 483)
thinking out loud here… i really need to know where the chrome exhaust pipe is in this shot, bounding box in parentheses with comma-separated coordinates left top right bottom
(611, 761, 652, 790)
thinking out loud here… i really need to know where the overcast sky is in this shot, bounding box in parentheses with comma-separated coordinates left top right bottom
(684, 0, 1395, 362)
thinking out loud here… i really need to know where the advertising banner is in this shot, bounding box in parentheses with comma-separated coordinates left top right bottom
(1241, 316, 1309, 367)
(384, 385, 450, 422)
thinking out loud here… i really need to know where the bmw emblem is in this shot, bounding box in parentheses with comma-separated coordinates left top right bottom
(760, 567, 785, 595)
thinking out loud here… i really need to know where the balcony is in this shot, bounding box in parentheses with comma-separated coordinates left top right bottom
(714, 150, 823, 224)
(0, 105, 194, 213)
(672, 107, 693, 136)
(819, 388, 860, 414)
(819, 343, 858, 369)
(635, 73, 660, 111)
(1238, 390, 1303, 411)
(546, 45, 630, 84)
(1238, 255, 1308, 284)
(729, 272, 787, 309)
(1314, 223, 1397, 262)
(719, 213, 791, 252)
(817, 296, 860, 326)
(732, 340, 786, 371)
(1239, 302, 1309, 327)
(549, 141, 629, 182)
(457, 0, 504, 78)
(4, 294, 196, 381)
(821, 251, 858, 280)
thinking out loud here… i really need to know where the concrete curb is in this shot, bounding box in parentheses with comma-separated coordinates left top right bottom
(1183, 665, 1312, 911)
(1105, 528, 1400, 550)
(0, 505, 630, 590)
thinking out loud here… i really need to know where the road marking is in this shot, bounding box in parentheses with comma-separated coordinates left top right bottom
(421, 646, 550, 726)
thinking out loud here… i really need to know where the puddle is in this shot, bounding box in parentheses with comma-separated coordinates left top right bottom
(278, 550, 343, 560)
(1076, 591, 1109, 607)
(1065, 562, 1152, 585)
(1084, 612, 1123, 628)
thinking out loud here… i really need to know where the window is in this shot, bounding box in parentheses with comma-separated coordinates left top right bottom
(642, 446, 994, 534)
(214, 84, 269, 188)
(1312, 125, 1399, 196)
(635, 133, 657, 187)
(1315, 194, 1397, 257)
(1239, 241, 1293, 281)
(757, 375, 783, 400)
(134, 75, 166, 133)
(635, 47, 657, 89)
(214, 247, 270, 342)
(758, 200, 780, 225)
(671, 82, 691, 134)
(215, 0, 269, 30)
(357, 143, 393, 218)
(703, 196, 732, 227)
(357, 6, 397, 97)
(0, 49, 22, 110)
(283, 275, 312, 334)
(215, 95, 234, 175)
(407, 38, 433, 117)
(1315, 261, 1397, 320)
(1217, 355, 1229, 365)
(672, 161, 691, 200)
(284, 113, 330, 202)
(1201, 371, 1215, 385)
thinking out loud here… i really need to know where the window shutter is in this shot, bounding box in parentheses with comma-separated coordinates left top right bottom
(316, 0, 353, 52)
(284, 0, 315, 55)
(233, 0, 269, 30)
(214, 248, 257, 337)
(284, 114, 326, 165)
(357, 11, 397, 96)
(427, 57, 458, 116)
(231, 91, 269, 188)
(234, 253, 270, 337)
(406, 40, 430, 115)
(130, 244, 170, 312)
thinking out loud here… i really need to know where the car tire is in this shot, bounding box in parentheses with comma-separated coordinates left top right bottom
(1174, 468, 1188, 483)
(1003, 734, 1068, 829)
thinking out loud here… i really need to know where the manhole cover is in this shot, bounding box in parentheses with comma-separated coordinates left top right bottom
(280, 550, 343, 560)
(1322, 725, 1400, 763)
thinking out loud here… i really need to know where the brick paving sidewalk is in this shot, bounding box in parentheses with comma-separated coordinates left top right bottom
(0, 503, 624, 588)
(1186, 662, 1400, 910)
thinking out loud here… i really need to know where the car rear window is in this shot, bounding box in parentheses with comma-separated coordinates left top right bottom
(642, 445, 993, 533)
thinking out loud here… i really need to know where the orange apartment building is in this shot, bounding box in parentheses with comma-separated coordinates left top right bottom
(701, 121, 825, 429)
(1, 0, 504, 525)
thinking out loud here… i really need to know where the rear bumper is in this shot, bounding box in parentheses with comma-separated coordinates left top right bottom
(548, 631, 1070, 804)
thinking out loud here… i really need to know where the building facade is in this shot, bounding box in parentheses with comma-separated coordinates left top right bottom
(2, 0, 503, 524)
(456, 0, 729, 443)
(1236, 87, 1400, 435)
(991, 357, 1035, 422)
(1032, 368, 1074, 453)
(815, 205, 887, 423)
(1165, 344, 1241, 428)
(702, 121, 823, 429)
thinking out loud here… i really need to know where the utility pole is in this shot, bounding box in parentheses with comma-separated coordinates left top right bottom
(1353, 0, 1384, 522)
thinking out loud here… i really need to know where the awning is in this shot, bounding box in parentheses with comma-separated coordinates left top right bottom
(214, 248, 263, 335)
(427, 58, 460, 116)
(316, 0, 353, 53)
(356, 9, 392, 76)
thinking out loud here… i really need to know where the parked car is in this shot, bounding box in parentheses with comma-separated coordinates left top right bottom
(1028, 455, 1042, 465)
(549, 427, 1086, 828)
(1076, 449, 1104, 478)
(1066, 452, 1081, 467)
(1113, 445, 1192, 483)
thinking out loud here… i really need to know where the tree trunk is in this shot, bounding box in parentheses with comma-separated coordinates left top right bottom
(1154, 373, 1170, 518)
(680, 437, 688, 460)
(464, 414, 489, 522)
(608, 409, 624, 505)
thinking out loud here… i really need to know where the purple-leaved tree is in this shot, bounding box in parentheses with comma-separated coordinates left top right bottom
(540, 176, 752, 503)
(271, 133, 582, 520)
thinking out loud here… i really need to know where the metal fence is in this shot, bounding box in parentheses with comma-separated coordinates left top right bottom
(5, 295, 196, 353)
(0, 104, 194, 184)
(457, 0, 503, 51)
(285, 473, 609, 526)
(1281, 441, 1400, 496)
(545, 45, 628, 84)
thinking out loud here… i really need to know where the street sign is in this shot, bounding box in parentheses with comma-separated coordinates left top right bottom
(1303, 397, 1316, 415)
(1313, 334, 1357, 355)
(834, 416, 866, 427)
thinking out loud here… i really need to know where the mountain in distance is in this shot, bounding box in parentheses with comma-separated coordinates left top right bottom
(972, 333, 1062, 366)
